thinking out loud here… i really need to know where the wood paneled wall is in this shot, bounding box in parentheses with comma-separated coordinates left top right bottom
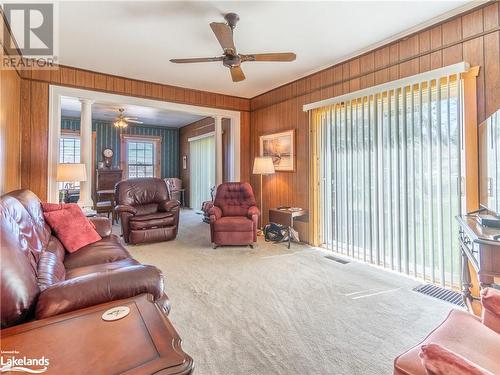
(179, 117, 215, 207)
(0, 51, 21, 194)
(250, 2, 500, 229)
(15, 67, 250, 200)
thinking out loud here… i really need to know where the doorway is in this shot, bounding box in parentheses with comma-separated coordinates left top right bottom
(189, 133, 215, 211)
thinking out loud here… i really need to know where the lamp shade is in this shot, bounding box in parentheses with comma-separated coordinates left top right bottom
(253, 157, 275, 175)
(56, 163, 87, 182)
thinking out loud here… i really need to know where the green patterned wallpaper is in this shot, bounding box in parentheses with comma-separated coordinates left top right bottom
(61, 117, 179, 178)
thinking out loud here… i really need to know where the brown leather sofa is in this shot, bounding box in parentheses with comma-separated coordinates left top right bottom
(115, 178, 180, 245)
(209, 182, 260, 248)
(0, 189, 170, 329)
(393, 288, 500, 374)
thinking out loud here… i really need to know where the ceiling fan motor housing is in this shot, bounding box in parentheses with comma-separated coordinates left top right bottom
(224, 13, 239, 29)
(223, 54, 241, 68)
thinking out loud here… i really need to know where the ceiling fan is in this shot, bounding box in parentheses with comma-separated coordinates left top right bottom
(170, 13, 296, 82)
(110, 108, 143, 129)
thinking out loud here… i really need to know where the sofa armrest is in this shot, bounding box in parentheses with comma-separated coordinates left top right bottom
(247, 206, 260, 219)
(419, 344, 493, 375)
(115, 204, 137, 215)
(208, 205, 222, 223)
(88, 216, 112, 237)
(159, 200, 180, 212)
(36, 265, 164, 319)
(481, 287, 500, 334)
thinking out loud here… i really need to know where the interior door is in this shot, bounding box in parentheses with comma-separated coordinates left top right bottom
(189, 134, 215, 211)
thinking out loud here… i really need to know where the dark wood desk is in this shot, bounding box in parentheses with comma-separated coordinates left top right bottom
(0, 294, 194, 375)
(269, 208, 309, 247)
(456, 213, 500, 316)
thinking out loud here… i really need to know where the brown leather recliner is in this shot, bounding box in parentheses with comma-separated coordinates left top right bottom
(209, 182, 260, 248)
(115, 178, 180, 244)
(0, 189, 170, 329)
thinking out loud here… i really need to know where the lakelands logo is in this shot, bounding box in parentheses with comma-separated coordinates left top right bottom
(0, 351, 50, 373)
(1, 2, 58, 69)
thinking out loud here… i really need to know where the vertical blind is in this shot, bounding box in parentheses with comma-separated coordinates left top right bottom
(189, 134, 215, 210)
(313, 75, 463, 288)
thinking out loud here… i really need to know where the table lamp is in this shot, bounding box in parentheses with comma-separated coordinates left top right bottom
(56, 163, 87, 205)
(252, 156, 275, 228)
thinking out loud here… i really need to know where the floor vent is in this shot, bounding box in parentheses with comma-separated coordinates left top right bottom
(413, 284, 465, 307)
(324, 255, 350, 264)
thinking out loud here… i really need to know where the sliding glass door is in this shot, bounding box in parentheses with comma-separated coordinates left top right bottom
(189, 134, 215, 211)
(316, 76, 463, 288)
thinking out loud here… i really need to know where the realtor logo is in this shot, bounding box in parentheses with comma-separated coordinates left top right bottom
(2, 3, 54, 56)
(0, 350, 50, 373)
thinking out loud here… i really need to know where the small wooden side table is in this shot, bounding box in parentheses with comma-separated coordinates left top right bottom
(269, 208, 309, 248)
(0, 294, 194, 375)
(456, 212, 500, 316)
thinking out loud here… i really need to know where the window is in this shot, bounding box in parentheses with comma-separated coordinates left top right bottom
(127, 141, 155, 178)
(59, 134, 81, 191)
(121, 135, 161, 179)
(313, 74, 463, 288)
(59, 135, 80, 163)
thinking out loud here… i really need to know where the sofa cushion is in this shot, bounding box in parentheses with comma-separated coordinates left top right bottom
(394, 310, 500, 375)
(37, 251, 66, 290)
(419, 343, 494, 375)
(129, 212, 175, 230)
(0, 196, 41, 328)
(481, 288, 500, 334)
(45, 236, 66, 263)
(213, 216, 254, 232)
(65, 258, 140, 279)
(8, 189, 51, 250)
(42, 203, 101, 253)
(63, 236, 130, 269)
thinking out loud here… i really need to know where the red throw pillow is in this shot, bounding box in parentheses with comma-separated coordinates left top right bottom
(42, 203, 101, 253)
(420, 344, 493, 375)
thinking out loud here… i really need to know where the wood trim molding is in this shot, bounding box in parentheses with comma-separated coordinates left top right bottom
(309, 110, 320, 247)
(461, 65, 481, 212)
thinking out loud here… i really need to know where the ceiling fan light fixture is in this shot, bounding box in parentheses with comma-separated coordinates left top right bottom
(114, 118, 128, 128)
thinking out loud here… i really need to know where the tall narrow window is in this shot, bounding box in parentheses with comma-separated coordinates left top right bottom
(59, 133, 81, 191)
(121, 135, 161, 179)
(314, 74, 463, 288)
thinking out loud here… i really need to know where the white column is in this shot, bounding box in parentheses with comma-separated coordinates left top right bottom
(214, 116, 223, 186)
(79, 98, 94, 209)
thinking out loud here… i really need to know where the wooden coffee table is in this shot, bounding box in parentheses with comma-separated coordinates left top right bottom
(0, 294, 194, 375)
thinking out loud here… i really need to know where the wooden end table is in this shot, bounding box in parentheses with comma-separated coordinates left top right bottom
(0, 294, 194, 375)
(269, 208, 308, 248)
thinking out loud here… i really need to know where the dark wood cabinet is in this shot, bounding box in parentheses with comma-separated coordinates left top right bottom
(95, 169, 123, 193)
(456, 212, 500, 316)
(94, 169, 122, 222)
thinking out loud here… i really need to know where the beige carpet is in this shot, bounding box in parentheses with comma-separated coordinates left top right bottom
(119, 209, 455, 375)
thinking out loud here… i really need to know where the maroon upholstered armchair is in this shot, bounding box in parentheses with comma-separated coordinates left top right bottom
(209, 182, 260, 248)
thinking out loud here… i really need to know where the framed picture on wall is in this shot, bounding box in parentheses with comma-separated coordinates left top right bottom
(259, 129, 295, 171)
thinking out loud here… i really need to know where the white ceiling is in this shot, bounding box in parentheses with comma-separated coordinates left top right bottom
(57, 1, 473, 98)
(60, 96, 205, 127)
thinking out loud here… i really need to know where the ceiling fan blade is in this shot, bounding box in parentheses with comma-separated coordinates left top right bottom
(170, 56, 223, 63)
(241, 53, 296, 62)
(127, 119, 143, 124)
(230, 66, 245, 82)
(210, 22, 236, 55)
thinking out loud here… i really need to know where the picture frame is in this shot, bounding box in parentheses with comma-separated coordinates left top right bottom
(259, 129, 295, 171)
